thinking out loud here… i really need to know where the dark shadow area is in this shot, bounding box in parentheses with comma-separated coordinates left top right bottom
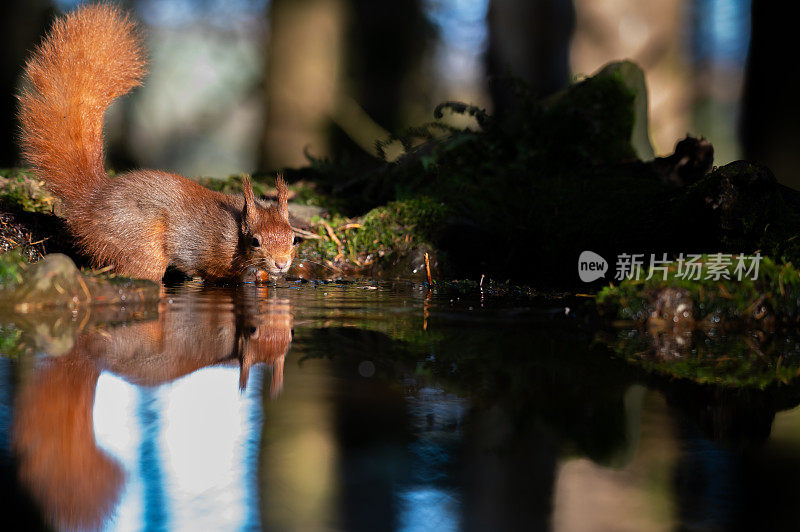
(741, 0, 800, 188)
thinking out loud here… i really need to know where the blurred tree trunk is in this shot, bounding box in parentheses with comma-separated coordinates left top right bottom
(329, 0, 429, 157)
(741, 1, 800, 188)
(487, 0, 575, 116)
(570, 0, 689, 156)
(0, 1, 52, 167)
(260, 0, 429, 169)
(260, 0, 347, 169)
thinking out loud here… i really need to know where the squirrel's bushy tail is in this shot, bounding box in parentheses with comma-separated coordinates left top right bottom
(18, 4, 146, 207)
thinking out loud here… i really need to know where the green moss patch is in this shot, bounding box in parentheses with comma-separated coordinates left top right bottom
(300, 197, 451, 274)
(597, 256, 800, 388)
(602, 327, 800, 389)
(597, 255, 800, 327)
(0, 168, 58, 213)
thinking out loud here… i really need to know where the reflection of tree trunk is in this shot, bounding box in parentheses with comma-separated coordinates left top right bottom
(257, 360, 339, 530)
(461, 405, 557, 532)
(260, 0, 347, 169)
(487, 0, 575, 115)
(0, 2, 52, 166)
(138, 389, 169, 530)
(741, 1, 800, 188)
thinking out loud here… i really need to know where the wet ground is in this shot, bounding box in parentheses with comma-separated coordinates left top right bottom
(2, 280, 800, 531)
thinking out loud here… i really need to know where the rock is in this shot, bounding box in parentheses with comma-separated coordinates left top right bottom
(3, 254, 85, 311)
(651, 135, 714, 186)
(647, 286, 695, 330)
(704, 161, 780, 245)
(0, 253, 160, 312)
(593, 60, 655, 162)
(365, 246, 438, 282)
(288, 204, 328, 229)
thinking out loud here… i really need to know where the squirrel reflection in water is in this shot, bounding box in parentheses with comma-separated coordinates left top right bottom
(12, 287, 292, 531)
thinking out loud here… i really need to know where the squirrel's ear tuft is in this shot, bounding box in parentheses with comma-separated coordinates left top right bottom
(276, 173, 289, 219)
(241, 174, 258, 231)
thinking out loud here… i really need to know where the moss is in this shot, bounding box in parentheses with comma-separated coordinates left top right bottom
(292, 68, 798, 283)
(287, 181, 340, 211)
(597, 256, 800, 326)
(194, 173, 273, 197)
(669, 161, 799, 257)
(12, 59, 796, 288)
(4, 61, 656, 281)
(596, 256, 800, 388)
(356, 197, 450, 254)
(0, 249, 27, 288)
(195, 172, 348, 217)
(0, 325, 23, 358)
(303, 196, 452, 270)
(294, 61, 652, 279)
(0, 167, 58, 213)
(542, 62, 638, 164)
(1, 169, 81, 263)
(603, 328, 800, 389)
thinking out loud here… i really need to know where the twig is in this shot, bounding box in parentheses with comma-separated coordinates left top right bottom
(293, 227, 323, 240)
(424, 252, 432, 284)
(76, 273, 92, 304)
(321, 221, 342, 248)
(338, 223, 363, 231)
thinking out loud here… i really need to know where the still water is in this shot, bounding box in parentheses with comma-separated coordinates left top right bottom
(2, 280, 800, 531)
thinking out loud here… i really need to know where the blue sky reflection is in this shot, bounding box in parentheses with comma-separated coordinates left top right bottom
(93, 367, 262, 531)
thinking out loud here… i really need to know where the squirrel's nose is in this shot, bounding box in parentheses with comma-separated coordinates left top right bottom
(274, 259, 288, 270)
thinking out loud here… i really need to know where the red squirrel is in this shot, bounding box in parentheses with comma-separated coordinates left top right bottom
(17, 4, 295, 282)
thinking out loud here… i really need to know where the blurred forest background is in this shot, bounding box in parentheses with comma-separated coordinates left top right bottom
(1, 0, 797, 187)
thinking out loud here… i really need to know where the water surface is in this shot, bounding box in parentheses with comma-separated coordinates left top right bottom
(2, 280, 800, 530)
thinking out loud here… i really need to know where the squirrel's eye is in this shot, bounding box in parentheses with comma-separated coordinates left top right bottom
(292, 235, 301, 245)
(252, 236, 261, 248)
